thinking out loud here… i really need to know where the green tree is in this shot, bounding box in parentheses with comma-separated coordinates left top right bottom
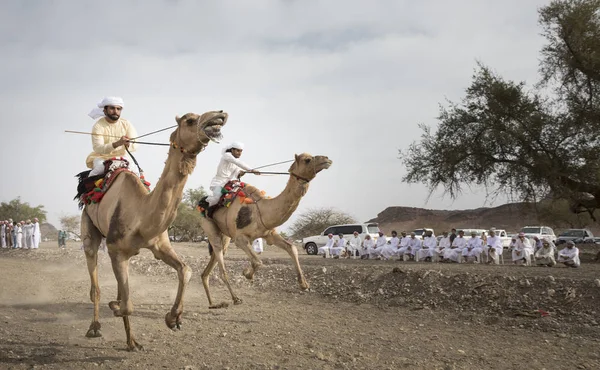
(60, 214, 81, 237)
(401, 0, 600, 220)
(0, 197, 47, 223)
(170, 186, 207, 241)
(288, 207, 357, 239)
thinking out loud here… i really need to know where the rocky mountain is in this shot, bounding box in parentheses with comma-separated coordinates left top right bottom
(368, 202, 599, 234)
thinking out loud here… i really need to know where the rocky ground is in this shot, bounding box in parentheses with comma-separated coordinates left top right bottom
(1, 241, 600, 369)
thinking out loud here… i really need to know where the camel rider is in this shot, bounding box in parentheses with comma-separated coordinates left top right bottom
(86, 97, 138, 176)
(206, 142, 260, 207)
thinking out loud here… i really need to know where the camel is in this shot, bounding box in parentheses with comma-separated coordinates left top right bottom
(80, 110, 227, 351)
(199, 153, 332, 308)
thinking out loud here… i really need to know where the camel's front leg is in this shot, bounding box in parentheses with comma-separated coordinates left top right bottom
(201, 236, 242, 308)
(267, 233, 309, 290)
(81, 211, 103, 338)
(149, 235, 192, 330)
(108, 251, 143, 351)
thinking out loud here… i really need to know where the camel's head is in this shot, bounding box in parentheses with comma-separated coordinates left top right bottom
(288, 153, 332, 182)
(172, 110, 228, 155)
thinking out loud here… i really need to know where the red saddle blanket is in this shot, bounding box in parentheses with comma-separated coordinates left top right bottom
(80, 158, 151, 206)
(197, 180, 260, 216)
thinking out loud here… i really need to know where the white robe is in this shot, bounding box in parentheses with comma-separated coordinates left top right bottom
(318, 238, 335, 255)
(380, 236, 400, 259)
(15, 226, 23, 248)
(462, 237, 483, 259)
(252, 238, 264, 253)
(207, 152, 254, 206)
(23, 223, 34, 249)
(444, 237, 467, 262)
(347, 236, 362, 256)
(434, 236, 451, 261)
(396, 236, 410, 256)
(512, 238, 533, 262)
(557, 247, 580, 267)
(331, 238, 346, 256)
(369, 235, 387, 258)
(363, 239, 376, 257)
(535, 245, 556, 266)
(33, 222, 41, 248)
(485, 235, 503, 264)
(0, 225, 5, 248)
(417, 236, 437, 261)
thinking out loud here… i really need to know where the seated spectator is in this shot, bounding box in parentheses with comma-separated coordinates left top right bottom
(443, 230, 466, 262)
(370, 231, 387, 259)
(361, 234, 375, 259)
(534, 239, 556, 267)
(347, 231, 362, 258)
(380, 230, 400, 260)
(512, 232, 533, 266)
(318, 233, 335, 257)
(462, 231, 483, 263)
(485, 229, 503, 265)
(557, 240, 580, 268)
(434, 231, 451, 262)
(417, 230, 437, 261)
(331, 233, 346, 258)
(532, 236, 543, 253)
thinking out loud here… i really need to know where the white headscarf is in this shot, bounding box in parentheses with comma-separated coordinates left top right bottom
(88, 96, 125, 120)
(221, 141, 244, 154)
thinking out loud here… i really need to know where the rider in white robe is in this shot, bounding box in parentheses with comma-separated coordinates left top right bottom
(444, 231, 467, 262)
(512, 233, 533, 265)
(534, 239, 556, 267)
(417, 232, 437, 261)
(557, 241, 580, 267)
(318, 234, 335, 256)
(462, 232, 483, 262)
(32, 218, 41, 249)
(331, 234, 346, 257)
(434, 232, 451, 262)
(380, 231, 400, 260)
(347, 232, 362, 258)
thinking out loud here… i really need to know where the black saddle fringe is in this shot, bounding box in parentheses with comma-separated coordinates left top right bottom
(74, 170, 104, 209)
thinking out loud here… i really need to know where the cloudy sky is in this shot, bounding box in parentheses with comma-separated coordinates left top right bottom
(0, 0, 549, 232)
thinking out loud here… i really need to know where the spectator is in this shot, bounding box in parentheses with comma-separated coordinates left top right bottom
(347, 231, 362, 258)
(434, 231, 451, 262)
(485, 230, 503, 264)
(444, 230, 466, 263)
(252, 238, 264, 254)
(380, 231, 400, 260)
(462, 231, 483, 263)
(371, 231, 387, 259)
(417, 230, 437, 262)
(534, 239, 556, 267)
(512, 232, 534, 266)
(362, 234, 375, 259)
(331, 233, 346, 258)
(318, 233, 335, 257)
(557, 240, 580, 268)
(449, 228, 457, 244)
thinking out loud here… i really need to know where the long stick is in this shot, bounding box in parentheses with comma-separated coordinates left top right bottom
(252, 160, 294, 170)
(64, 130, 122, 139)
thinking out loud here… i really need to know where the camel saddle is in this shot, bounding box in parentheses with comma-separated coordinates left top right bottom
(74, 157, 150, 208)
(197, 180, 256, 218)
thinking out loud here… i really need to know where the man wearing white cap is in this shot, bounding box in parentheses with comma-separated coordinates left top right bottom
(87, 96, 138, 176)
(206, 142, 260, 207)
(32, 217, 41, 249)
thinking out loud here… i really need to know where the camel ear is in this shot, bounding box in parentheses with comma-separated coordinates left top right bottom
(295, 154, 300, 163)
(175, 115, 181, 124)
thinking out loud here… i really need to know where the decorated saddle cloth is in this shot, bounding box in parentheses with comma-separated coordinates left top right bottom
(74, 157, 151, 208)
(197, 180, 265, 217)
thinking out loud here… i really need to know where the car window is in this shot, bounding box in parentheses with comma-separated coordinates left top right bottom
(336, 225, 360, 235)
(521, 227, 541, 234)
(367, 225, 380, 234)
(323, 227, 336, 235)
(500, 231, 506, 237)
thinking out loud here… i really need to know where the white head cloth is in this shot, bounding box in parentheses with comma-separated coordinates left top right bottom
(222, 141, 244, 154)
(88, 96, 124, 120)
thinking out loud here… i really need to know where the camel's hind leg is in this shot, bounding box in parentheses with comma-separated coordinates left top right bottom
(232, 235, 263, 281)
(266, 232, 309, 290)
(148, 233, 192, 330)
(201, 234, 242, 308)
(108, 249, 143, 351)
(81, 211, 103, 338)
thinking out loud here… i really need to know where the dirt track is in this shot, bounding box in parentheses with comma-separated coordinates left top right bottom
(1, 242, 600, 369)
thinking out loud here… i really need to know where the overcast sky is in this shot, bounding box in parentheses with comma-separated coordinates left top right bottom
(0, 0, 549, 232)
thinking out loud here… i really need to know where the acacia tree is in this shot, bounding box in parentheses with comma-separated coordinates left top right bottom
(401, 0, 600, 219)
(169, 186, 207, 241)
(0, 197, 47, 222)
(60, 215, 81, 237)
(288, 207, 356, 239)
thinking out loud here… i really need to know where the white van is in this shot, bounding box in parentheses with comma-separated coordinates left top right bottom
(302, 223, 380, 255)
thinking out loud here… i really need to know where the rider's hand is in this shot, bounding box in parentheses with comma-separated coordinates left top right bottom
(113, 136, 130, 149)
(238, 170, 246, 178)
(252, 170, 261, 175)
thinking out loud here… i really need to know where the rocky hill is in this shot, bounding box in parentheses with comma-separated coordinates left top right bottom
(368, 202, 599, 234)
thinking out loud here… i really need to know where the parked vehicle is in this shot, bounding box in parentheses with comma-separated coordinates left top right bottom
(413, 228, 435, 237)
(519, 226, 556, 243)
(302, 223, 380, 255)
(489, 228, 513, 248)
(556, 229, 594, 244)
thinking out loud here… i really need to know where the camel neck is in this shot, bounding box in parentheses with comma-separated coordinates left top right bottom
(259, 175, 309, 230)
(143, 147, 194, 236)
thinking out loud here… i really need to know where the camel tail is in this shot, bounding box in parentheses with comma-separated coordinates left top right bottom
(208, 241, 213, 256)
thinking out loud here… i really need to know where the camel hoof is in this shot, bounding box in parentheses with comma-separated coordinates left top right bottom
(127, 341, 144, 352)
(85, 329, 102, 338)
(165, 312, 182, 330)
(108, 300, 121, 312)
(209, 302, 229, 309)
(243, 267, 254, 280)
(233, 297, 243, 305)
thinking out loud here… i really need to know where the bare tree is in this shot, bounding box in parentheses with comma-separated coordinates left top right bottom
(288, 207, 356, 239)
(60, 214, 81, 237)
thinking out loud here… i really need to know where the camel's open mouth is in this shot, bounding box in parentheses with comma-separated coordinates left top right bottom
(202, 116, 225, 143)
(316, 158, 333, 172)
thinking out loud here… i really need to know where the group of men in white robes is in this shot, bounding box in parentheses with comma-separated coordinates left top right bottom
(0, 218, 41, 250)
